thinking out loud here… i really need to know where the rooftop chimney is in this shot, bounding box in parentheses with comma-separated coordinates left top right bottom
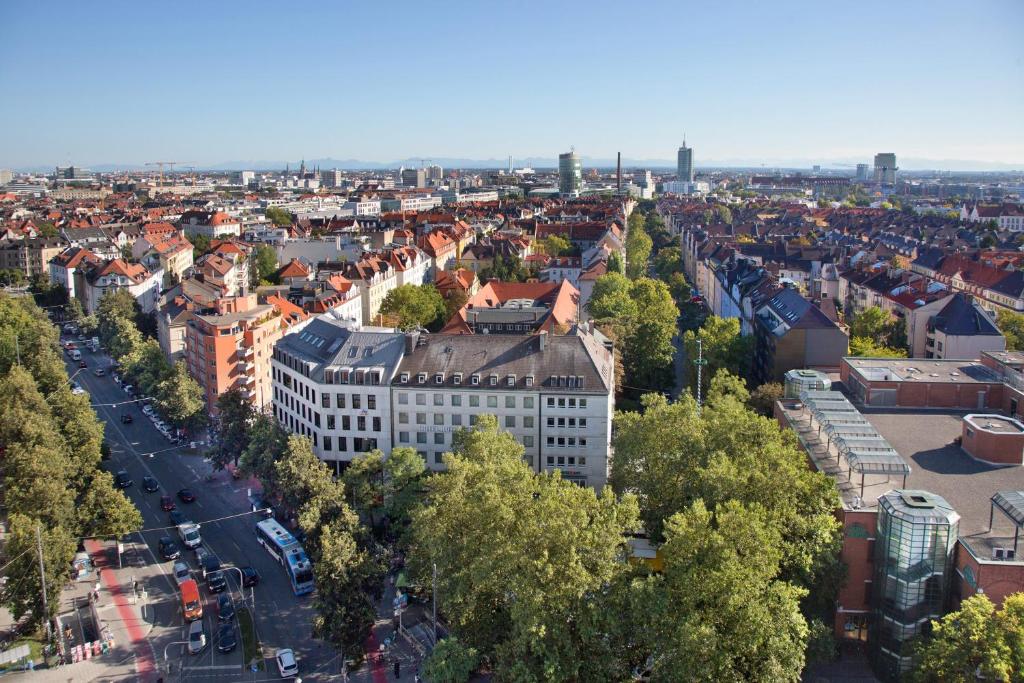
(538, 329, 547, 351)
(616, 152, 621, 194)
(404, 331, 420, 354)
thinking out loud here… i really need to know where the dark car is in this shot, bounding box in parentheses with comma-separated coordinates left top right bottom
(169, 510, 187, 526)
(217, 594, 235, 622)
(79, 360, 87, 368)
(240, 566, 260, 587)
(114, 470, 132, 488)
(158, 536, 180, 561)
(120, 413, 133, 424)
(177, 488, 196, 503)
(217, 622, 237, 653)
(142, 476, 159, 493)
(206, 570, 226, 593)
(201, 555, 221, 578)
(160, 495, 176, 511)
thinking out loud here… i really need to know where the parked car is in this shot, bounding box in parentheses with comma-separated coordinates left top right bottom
(112, 373, 121, 385)
(169, 510, 187, 526)
(160, 495, 175, 511)
(276, 649, 298, 678)
(78, 359, 87, 368)
(217, 622, 237, 653)
(187, 619, 206, 655)
(172, 561, 191, 585)
(240, 566, 260, 587)
(142, 476, 159, 493)
(120, 413, 133, 424)
(114, 470, 132, 488)
(93, 368, 105, 376)
(216, 594, 235, 622)
(178, 488, 196, 503)
(142, 405, 154, 416)
(206, 570, 226, 593)
(122, 384, 134, 396)
(158, 536, 180, 561)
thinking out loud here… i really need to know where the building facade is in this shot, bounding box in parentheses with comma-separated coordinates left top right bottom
(558, 152, 582, 197)
(677, 141, 694, 182)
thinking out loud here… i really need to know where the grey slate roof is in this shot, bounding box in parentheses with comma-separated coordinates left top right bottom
(275, 315, 406, 383)
(395, 331, 613, 394)
(930, 293, 1002, 337)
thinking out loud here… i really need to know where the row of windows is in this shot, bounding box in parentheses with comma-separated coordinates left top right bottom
(546, 455, 587, 467)
(397, 412, 537, 429)
(276, 390, 382, 433)
(320, 392, 378, 411)
(545, 436, 588, 448)
(398, 392, 536, 410)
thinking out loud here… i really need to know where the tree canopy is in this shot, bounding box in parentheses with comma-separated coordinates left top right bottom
(379, 284, 446, 331)
(408, 415, 641, 679)
(265, 206, 293, 226)
(625, 212, 653, 279)
(997, 309, 1024, 351)
(681, 315, 753, 396)
(909, 593, 1024, 682)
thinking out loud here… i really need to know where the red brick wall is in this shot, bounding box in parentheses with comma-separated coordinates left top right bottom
(962, 420, 1024, 465)
(955, 542, 1024, 608)
(835, 509, 878, 638)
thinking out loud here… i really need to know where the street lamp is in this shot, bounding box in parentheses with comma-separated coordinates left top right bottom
(162, 640, 188, 674)
(223, 566, 255, 611)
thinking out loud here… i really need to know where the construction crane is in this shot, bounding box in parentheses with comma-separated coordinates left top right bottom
(144, 161, 179, 185)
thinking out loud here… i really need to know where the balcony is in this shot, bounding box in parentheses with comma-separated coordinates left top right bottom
(238, 360, 254, 374)
(238, 374, 255, 386)
(236, 344, 254, 359)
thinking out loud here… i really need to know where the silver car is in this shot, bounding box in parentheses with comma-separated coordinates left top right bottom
(188, 619, 206, 655)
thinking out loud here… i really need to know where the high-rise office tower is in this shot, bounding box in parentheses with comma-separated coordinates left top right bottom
(677, 139, 694, 182)
(558, 151, 582, 197)
(874, 153, 897, 185)
(856, 163, 870, 182)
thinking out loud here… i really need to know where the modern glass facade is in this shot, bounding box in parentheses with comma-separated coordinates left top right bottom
(872, 490, 960, 680)
(677, 144, 693, 182)
(558, 152, 582, 197)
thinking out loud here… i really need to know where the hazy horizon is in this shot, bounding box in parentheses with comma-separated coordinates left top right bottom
(1, 0, 1022, 170)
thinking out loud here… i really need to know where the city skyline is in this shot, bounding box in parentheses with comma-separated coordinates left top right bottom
(0, 0, 1022, 169)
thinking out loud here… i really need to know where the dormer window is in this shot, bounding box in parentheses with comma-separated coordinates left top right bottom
(471, 373, 480, 386)
(525, 374, 534, 387)
(453, 373, 462, 385)
(400, 372, 409, 384)
(489, 374, 498, 386)
(340, 369, 350, 384)
(417, 372, 427, 384)
(435, 372, 444, 384)
(507, 375, 516, 386)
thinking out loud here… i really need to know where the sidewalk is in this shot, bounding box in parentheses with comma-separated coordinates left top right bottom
(10, 538, 161, 683)
(351, 573, 423, 683)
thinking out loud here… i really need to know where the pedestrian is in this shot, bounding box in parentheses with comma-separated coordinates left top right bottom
(394, 660, 400, 678)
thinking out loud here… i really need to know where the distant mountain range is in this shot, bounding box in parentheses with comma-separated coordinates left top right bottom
(11, 156, 1023, 173)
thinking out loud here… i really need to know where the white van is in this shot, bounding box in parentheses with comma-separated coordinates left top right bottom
(178, 523, 202, 549)
(70, 350, 82, 361)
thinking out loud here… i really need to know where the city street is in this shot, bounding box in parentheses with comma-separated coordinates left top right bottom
(67, 346, 343, 681)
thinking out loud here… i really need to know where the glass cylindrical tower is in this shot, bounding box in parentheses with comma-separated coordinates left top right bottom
(872, 490, 960, 680)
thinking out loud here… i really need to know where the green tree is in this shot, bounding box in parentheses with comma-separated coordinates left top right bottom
(238, 413, 289, 489)
(666, 272, 692, 305)
(849, 306, 904, 349)
(625, 278, 679, 392)
(212, 388, 255, 469)
(0, 268, 27, 287)
(0, 513, 76, 627)
(191, 232, 212, 259)
(378, 284, 446, 331)
(625, 213, 653, 279)
(423, 637, 479, 683)
(155, 360, 205, 428)
(105, 314, 143, 361)
(540, 234, 573, 257)
(848, 336, 907, 358)
(715, 204, 733, 225)
(587, 272, 637, 320)
(121, 338, 171, 395)
(408, 416, 640, 679)
(610, 392, 841, 585)
(653, 246, 682, 280)
(66, 297, 85, 323)
(748, 381, 785, 416)
(606, 251, 624, 274)
(443, 288, 468, 324)
(343, 447, 426, 532)
(78, 470, 144, 538)
(649, 501, 809, 682)
(997, 310, 1024, 351)
(251, 243, 279, 286)
(908, 593, 1020, 682)
(681, 316, 753, 394)
(265, 206, 293, 226)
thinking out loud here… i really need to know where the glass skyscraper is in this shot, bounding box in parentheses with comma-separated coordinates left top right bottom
(558, 151, 582, 197)
(677, 141, 693, 182)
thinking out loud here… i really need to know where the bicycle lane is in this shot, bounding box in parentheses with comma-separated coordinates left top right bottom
(84, 538, 158, 681)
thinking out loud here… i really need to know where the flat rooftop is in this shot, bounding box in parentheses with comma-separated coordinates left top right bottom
(964, 414, 1024, 434)
(845, 357, 1000, 384)
(779, 399, 1024, 561)
(983, 350, 1024, 367)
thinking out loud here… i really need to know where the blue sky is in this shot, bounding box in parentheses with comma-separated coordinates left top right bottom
(1, 0, 1022, 169)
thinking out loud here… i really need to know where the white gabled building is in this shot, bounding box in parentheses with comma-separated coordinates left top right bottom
(270, 315, 616, 487)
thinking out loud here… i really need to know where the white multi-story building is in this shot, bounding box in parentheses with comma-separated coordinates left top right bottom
(271, 317, 616, 487)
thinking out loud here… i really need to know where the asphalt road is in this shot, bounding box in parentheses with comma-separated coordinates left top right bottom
(65, 338, 344, 681)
